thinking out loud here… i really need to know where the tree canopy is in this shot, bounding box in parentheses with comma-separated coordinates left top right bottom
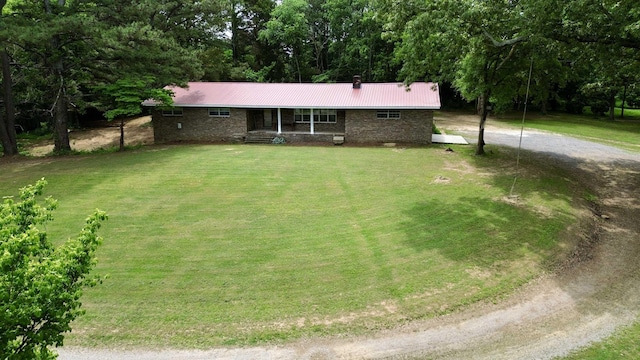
(1, 179, 107, 359)
(382, 0, 640, 153)
(1, 0, 639, 156)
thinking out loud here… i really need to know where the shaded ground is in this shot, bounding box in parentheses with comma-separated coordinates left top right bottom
(49, 112, 640, 359)
(27, 116, 154, 156)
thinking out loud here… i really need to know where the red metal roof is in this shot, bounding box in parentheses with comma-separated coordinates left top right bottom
(147, 82, 440, 109)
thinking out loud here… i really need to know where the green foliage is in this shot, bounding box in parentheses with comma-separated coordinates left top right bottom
(392, 0, 531, 102)
(260, 0, 310, 82)
(96, 77, 173, 121)
(258, 0, 397, 82)
(623, 84, 640, 108)
(0, 0, 216, 152)
(0, 179, 107, 359)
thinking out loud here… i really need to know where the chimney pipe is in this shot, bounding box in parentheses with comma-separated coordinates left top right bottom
(353, 75, 362, 89)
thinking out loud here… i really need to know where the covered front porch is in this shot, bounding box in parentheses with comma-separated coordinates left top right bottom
(245, 130, 345, 144)
(246, 108, 346, 136)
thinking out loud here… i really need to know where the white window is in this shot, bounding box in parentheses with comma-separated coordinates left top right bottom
(317, 109, 337, 123)
(162, 107, 183, 116)
(294, 109, 310, 122)
(294, 109, 337, 123)
(376, 110, 401, 119)
(209, 108, 231, 117)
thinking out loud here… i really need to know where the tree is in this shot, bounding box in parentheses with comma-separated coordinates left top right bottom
(96, 77, 174, 151)
(0, 0, 18, 156)
(528, 0, 640, 51)
(2, 0, 101, 153)
(526, 0, 640, 118)
(1, 0, 216, 154)
(225, 0, 277, 79)
(388, 0, 531, 155)
(322, 0, 398, 82)
(1, 179, 107, 359)
(260, 0, 311, 82)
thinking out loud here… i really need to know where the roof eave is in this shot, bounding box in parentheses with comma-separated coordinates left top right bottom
(164, 104, 441, 110)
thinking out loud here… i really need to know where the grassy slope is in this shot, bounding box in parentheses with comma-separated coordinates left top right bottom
(0, 145, 581, 348)
(493, 112, 640, 152)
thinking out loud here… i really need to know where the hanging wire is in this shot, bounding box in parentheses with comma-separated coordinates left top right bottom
(509, 58, 534, 197)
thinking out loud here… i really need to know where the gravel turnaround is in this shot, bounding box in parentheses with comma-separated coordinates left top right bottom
(57, 117, 640, 360)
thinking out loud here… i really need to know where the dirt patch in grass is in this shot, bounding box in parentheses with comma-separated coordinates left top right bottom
(26, 116, 153, 156)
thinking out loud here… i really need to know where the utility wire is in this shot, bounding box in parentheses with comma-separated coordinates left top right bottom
(510, 58, 534, 197)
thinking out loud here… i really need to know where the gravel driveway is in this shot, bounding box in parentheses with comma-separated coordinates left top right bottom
(58, 114, 640, 360)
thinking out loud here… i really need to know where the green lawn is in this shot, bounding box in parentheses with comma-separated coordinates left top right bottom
(0, 145, 582, 348)
(494, 112, 640, 152)
(614, 107, 640, 119)
(560, 321, 640, 359)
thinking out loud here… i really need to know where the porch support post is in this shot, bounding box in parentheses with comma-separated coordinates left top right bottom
(277, 108, 282, 134)
(310, 108, 315, 134)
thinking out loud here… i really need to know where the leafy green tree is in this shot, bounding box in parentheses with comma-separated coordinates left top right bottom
(3, 0, 98, 153)
(259, 0, 399, 83)
(322, 0, 398, 82)
(528, 0, 640, 51)
(581, 46, 640, 120)
(95, 77, 174, 151)
(1, 179, 107, 359)
(1, 0, 217, 154)
(223, 0, 278, 81)
(388, 0, 531, 155)
(260, 0, 311, 82)
(525, 0, 640, 118)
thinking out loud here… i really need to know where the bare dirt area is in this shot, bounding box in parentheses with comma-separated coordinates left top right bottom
(51, 113, 640, 359)
(27, 116, 154, 156)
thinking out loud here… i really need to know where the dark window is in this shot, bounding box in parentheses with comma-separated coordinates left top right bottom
(209, 108, 231, 117)
(162, 107, 183, 117)
(376, 110, 401, 119)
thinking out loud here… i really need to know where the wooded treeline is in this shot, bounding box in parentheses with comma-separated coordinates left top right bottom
(1, 0, 639, 155)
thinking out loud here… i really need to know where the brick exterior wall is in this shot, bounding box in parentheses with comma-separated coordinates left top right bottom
(152, 107, 433, 144)
(344, 109, 433, 144)
(152, 108, 247, 143)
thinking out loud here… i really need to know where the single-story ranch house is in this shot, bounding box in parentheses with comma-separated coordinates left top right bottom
(144, 77, 441, 145)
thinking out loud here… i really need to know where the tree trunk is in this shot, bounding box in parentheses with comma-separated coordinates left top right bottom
(621, 84, 627, 118)
(119, 118, 125, 151)
(230, 2, 240, 62)
(47, 0, 71, 153)
(476, 92, 489, 155)
(608, 92, 616, 121)
(1, 49, 19, 156)
(51, 65, 71, 153)
(53, 91, 71, 153)
(295, 55, 301, 83)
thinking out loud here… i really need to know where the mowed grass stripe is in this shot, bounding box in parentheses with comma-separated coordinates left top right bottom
(0, 145, 580, 347)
